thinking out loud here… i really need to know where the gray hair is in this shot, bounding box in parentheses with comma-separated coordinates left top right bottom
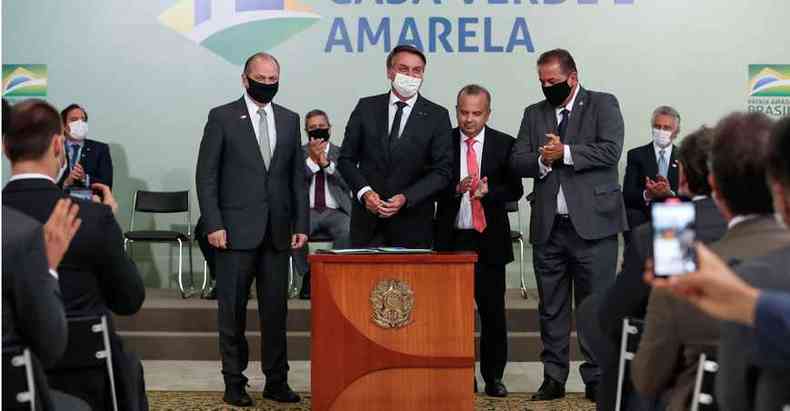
(651, 105, 681, 132)
(456, 84, 492, 110)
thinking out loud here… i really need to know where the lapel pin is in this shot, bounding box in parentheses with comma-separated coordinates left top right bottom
(240, 114, 248, 119)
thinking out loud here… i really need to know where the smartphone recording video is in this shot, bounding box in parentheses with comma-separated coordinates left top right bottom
(652, 199, 697, 277)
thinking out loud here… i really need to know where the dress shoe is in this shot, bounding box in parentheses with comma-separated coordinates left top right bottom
(530, 377, 565, 401)
(201, 283, 216, 300)
(484, 380, 508, 397)
(263, 383, 301, 403)
(585, 383, 598, 402)
(223, 387, 253, 407)
(299, 271, 311, 300)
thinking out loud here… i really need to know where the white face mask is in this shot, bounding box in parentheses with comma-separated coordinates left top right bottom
(392, 72, 422, 99)
(652, 128, 673, 148)
(68, 120, 88, 140)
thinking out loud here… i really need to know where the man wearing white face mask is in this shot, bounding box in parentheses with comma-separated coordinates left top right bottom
(58, 104, 114, 189)
(623, 105, 681, 232)
(338, 44, 452, 248)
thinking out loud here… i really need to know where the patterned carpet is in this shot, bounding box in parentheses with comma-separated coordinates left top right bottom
(147, 391, 595, 410)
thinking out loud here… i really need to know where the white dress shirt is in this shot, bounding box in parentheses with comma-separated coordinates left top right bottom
(538, 84, 580, 215)
(357, 91, 420, 201)
(306, 144, 339, 209)
(728, 214, 760, 230)
(244, 93, 277, 152)
(456, 129, 485, 229)
(6, 173, 60, 279)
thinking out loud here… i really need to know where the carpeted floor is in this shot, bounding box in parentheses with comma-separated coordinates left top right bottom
(147, 391, 595, 410)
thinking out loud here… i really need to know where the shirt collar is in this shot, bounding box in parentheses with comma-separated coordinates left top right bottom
(728, 214, 760, 230)
(556, 83, 581, 114)
(244, 93, 273, 118)
(653, 141, 673, 156)
(691, 195, 708, 202)
(460, 127, 486, 145)
(8, 173, 55, 183)
(65, 138, 84, 147)
(389, 91, 419, 108)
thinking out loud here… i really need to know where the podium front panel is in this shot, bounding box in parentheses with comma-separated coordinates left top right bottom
(310, 253, 476, 411)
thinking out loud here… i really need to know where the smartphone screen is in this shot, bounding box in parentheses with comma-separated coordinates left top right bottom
(652, 199, 697, 276)
(67, 188, 93, 201)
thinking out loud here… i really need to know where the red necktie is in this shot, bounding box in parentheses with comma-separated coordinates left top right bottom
(314, 169, 326, 212)
(466, 137, 486, 233)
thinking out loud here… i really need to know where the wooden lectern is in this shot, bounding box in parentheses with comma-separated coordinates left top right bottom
(309, 252, 477, 411)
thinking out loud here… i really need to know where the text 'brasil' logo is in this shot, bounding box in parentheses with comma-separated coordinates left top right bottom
(159, 0, 320, 66)
(749, 65, 790, 97)
(2, 64, 47, 98)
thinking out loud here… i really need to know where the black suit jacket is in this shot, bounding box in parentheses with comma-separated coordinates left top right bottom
(57, 138, 114, 189)
(598, 197, 726, 343)
(434, 127, 524, 265)
(196, 97, 309, 251)
(622, 142, 679, 228)
(2, 206, 67, 411)
(338, 93, 452, 248)
(3, 178, 144, 317)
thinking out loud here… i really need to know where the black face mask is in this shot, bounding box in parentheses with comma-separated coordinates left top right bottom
(542, 79, 572, 107)
(246, 76, 278, 104)
(308, 127, 330, 141)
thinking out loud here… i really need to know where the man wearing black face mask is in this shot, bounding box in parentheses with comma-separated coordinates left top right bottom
(509, 48, 627, 402)
(292, 109, 351, 299)
(196, 52, 309, 406)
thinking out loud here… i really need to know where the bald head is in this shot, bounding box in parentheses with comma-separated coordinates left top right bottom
(244, 52, 280, 75)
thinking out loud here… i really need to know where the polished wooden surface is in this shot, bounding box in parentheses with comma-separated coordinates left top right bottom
(310, 253, 476, 411)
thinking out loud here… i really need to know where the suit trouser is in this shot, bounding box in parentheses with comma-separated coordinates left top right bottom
(453, 230, 508, 384)
(292, 208, 350, 276)
(215, 230, 290, 388)
(533, 215, 617, 385)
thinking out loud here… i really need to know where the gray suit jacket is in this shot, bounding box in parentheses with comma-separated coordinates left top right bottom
(510, 86, 627, 244)
(633, 215, 790, 411)
(719, 237, 790, 411)
(196, 97, 309, 250)
(302, 142, 351, 215)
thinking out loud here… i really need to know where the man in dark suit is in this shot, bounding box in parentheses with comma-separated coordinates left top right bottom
(57, 103, 114, 189)
(622, 106, 681, 232)
(338, 44, 452, 248)
(2, 202, 91, 411)
(509, 48, 627, 401)
(195, 52, 309, 406)
(293, 109, 351, 299)
(579, 126, 727, 410)
(434, 85, 523, 398)
(632, 112, 787, 410)
(3, 99, 147, 411)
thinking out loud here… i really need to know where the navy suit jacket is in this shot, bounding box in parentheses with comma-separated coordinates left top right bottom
(58, 138, 114, 188)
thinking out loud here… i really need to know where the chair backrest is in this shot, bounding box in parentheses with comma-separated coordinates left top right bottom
(690, 352, 719, 411)
(129, 190, 191, 235)
(2, 345, 35, 411)
(615, 317, 646, 411)
(52, 315, 119, 411)
(134, 190, 189, 213)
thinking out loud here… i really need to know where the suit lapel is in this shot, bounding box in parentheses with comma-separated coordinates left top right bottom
(668, 145, 679, 188)
(270, 104, 288, 170)
(564, 87, 587, 145)
(397, 95, 427, 143)
(480, 127, 496, 178)
(542, 102, 557, 146)
(645, 143, 659, 179)
(235, 98, 266, 171)
(376, 94, 391, 164)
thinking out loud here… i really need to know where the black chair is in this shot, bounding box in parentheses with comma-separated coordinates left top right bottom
(124, 190, 193, 298)
(615, 317, 646, 411)
(50, 315, 118, 411)
(505, 200, 528, 299)
(3, 345, 35, 411)
(690, 352, 719, 411)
